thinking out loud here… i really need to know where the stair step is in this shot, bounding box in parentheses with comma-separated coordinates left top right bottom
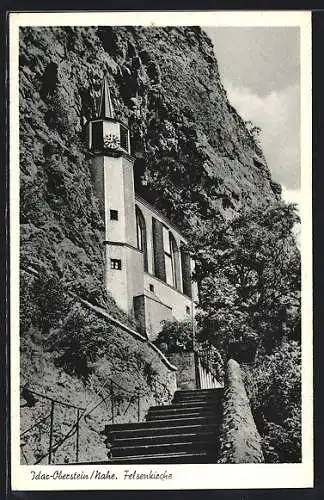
(147, 405, 219, 415)
(108, 430, 217, 447)
(104, 415, 219, 432)
(175, 389, 223, 395)
(104, 422, 220, 439)
(149, 401, 219, 411)
(146, 410, 217, 421)
(111, 439, 214, 458)
(173, 392, 222, 399)
(172, 399, 221, 407)
(174, 391, 222, 398)
(172, 397, 221, 404)
(108, 451, 213, 464)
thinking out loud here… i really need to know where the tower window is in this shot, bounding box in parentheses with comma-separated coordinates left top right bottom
(110, 259, 122, 270)
(120, 124, 129, 152)
(110, 209, 118, 220)
(149, 284, 154, 293)
(186, 305, 191, 315)
(92, 121, 103, 151)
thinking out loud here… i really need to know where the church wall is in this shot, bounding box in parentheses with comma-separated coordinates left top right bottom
(104, 244, 129, 312)
(89, 156, 105, 220)
(103, 156, 126, 242)
(144, 273, 193, 325)
(122, 155, 137, 247)
(135, 196, 186, 284)
(138, 293, 173, 341)
(125, 245, 144, 314)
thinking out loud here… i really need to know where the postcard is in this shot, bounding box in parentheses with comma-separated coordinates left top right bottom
(9, 10, 313, 490)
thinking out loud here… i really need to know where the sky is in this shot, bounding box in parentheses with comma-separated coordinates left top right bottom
(203, 27, 300, 206)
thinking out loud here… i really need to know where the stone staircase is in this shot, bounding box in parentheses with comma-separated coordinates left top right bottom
(102, 388, 223, 463)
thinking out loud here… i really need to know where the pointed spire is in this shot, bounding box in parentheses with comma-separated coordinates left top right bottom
(98, 76, 114, 119)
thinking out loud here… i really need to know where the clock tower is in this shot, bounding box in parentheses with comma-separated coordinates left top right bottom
(87, 77, 144, 314)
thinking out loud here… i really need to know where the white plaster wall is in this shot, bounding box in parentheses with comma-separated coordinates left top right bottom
(105, 244, 129, 312)
(125, 246, 144, 313)
(144, 273, 194, 324)
(104, 157, 126, 242)
(144, 295, 173, 341)
(135, 197, 186, 289)
(135, 196, 197, 304)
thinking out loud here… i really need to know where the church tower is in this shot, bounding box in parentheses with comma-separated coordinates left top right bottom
(87, 77, 144, 313)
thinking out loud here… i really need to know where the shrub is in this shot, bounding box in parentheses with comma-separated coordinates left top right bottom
(243, 341, 301, 463)
(154, 319, 194, 353)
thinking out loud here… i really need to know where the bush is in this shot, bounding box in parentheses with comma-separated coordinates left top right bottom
(154, 319, 194, 353)
(243, 341, 301, 463)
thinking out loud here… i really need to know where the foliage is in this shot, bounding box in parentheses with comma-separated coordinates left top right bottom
(192, 202, 301, 358)
(196, 340, 224, 383)
(154, 320, 224, 382)
(245, 120, 262, 146)
(243, 341, 301, 463)
(47, 302, 113, 378)
(154, 319, 194, 353)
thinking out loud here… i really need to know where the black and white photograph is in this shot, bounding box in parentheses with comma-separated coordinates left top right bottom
(9, 10, 312, 490)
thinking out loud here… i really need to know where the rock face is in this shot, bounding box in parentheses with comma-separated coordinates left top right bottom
(19, 27, 279, 464)
(19, 26, 279, 298)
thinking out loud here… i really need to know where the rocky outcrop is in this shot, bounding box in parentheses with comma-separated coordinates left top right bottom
(19, 26, 279, 299)
(218, 359, 264, 463)
(19, 27, 278, 464)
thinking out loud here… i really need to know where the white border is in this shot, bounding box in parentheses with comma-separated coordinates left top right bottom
(10, 10, 313, 490)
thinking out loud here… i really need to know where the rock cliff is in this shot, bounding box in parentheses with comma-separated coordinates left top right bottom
(19, 26, 281, 464)
(20, 25, 279, 298)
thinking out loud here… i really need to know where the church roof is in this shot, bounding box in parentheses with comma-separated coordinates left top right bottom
(97, 77, 114, 119)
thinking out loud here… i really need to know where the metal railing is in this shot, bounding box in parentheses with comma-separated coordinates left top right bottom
(20, 377, 172, 465)
(195, 352, 223, 389)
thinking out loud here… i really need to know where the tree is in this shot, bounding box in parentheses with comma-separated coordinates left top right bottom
(191, 202, 301, 357)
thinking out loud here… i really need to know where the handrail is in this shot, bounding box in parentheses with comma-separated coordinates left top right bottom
(21, 388, 86, 411)
(20, 368, 173, 465)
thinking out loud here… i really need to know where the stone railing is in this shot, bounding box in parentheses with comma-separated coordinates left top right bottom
(217, 358, 264, 463)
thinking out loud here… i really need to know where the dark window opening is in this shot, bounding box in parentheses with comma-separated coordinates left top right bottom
(92, 121, 103, 151)
(120, 124, 129, 152)
(149, 284, 154, 293)
(110, 209, 118, 220)
(152, 218, 166, 281)
(181, 247, 192, 298)
(110, 258, 122, 270)
(186, 305, 191, 315)
(136, 206, 148, 272)
(163, 227, 178, 288)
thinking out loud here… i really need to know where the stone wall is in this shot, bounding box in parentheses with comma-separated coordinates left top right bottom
(167, 352, 197, 390)
(218, 359, 264, 463)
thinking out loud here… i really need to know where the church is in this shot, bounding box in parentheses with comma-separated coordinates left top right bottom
(86, 78, 198, 341)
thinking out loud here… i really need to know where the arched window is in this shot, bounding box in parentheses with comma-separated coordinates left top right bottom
(163, 227, 178, 288)
(135, 206, 148, 272)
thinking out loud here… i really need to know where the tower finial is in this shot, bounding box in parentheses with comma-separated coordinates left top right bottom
(98, 75, 114, 119)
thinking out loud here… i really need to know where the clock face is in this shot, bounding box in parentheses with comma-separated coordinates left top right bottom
(104, 133, 120, 150)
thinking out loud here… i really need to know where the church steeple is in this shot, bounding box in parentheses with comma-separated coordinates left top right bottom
(87, 75, 130, 156)
(97, 77, 114, 119)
